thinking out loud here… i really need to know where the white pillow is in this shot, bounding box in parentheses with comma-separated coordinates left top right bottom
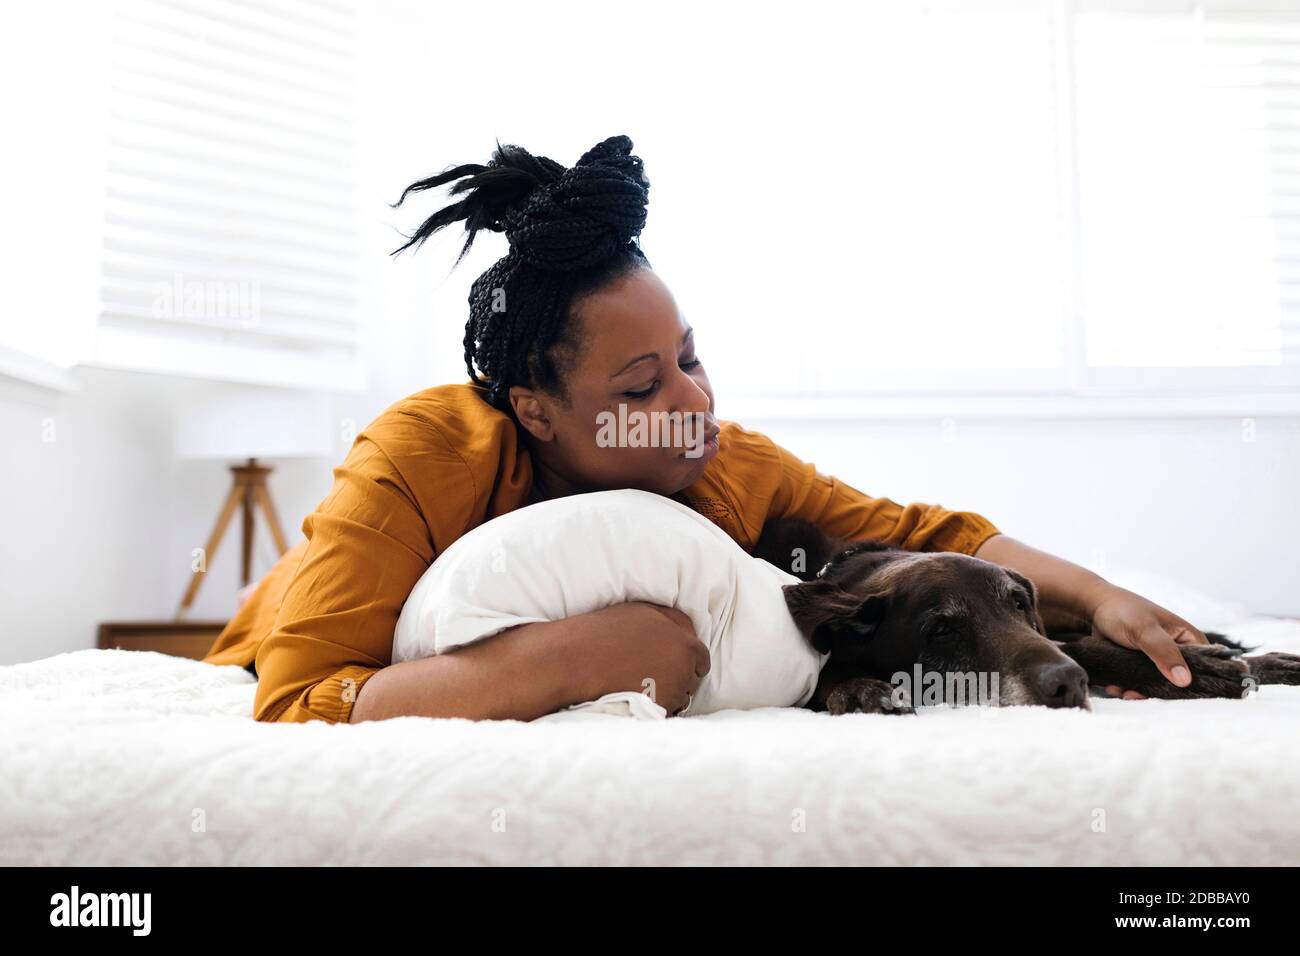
(392, 488, 826, 718)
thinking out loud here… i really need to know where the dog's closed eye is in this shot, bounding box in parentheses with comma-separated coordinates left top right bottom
(1005, 570, 1039, 608)
(1004, 570, 1044, 632)
(921, 608, 968, 643)
(927, 617, 955, 641)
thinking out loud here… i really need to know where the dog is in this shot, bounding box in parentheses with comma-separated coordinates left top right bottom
(752, 518, 1300, 715)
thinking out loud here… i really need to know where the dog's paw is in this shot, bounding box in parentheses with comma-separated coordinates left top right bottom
(1245, 651, 1300, 685)
(826, 677, 914, 716)
(1138, 642, 1250, 700)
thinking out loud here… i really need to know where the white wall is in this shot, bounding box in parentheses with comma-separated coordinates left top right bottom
(0, 371, 171, 664)
(0, 371, 332, 664)
(0, 365, 439, 665)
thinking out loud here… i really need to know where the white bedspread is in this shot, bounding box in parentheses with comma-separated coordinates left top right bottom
(2, 569, 1298, 866)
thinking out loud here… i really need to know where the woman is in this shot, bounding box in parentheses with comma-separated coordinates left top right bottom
(203, 135, 1206, 724)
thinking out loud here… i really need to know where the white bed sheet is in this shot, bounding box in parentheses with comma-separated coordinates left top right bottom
(2, 568, 1298, 866)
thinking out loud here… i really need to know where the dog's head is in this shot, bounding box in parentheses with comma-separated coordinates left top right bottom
(783, 545, 1089, 709)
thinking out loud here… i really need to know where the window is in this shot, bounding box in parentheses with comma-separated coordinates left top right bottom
(3, 0, 368, 391)
(705, 0, 1300, 399)
(1074, 0, 1300, 387)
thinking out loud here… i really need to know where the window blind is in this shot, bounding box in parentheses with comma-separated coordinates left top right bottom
(93, 0, 365, 389)
(1074, 0, 1300, 375)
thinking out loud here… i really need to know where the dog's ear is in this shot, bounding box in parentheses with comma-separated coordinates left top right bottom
(753, 518, 839, 580)
(783, 579, 890, 654)
(1006, 569, 1047, 634)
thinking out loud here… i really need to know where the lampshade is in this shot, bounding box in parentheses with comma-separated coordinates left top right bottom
(172, 387, 338, 461)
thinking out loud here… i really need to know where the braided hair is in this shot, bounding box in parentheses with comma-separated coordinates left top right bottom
(391, 135, 652, 412)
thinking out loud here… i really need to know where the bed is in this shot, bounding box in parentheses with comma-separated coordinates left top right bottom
(3, 567, 1298, 866)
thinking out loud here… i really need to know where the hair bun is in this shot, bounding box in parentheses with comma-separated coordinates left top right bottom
(502, 135, 650, 272)
(574, 134, 649, 185)
(391, 135, 649, 272)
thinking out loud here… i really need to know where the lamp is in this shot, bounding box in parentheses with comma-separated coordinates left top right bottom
(172, 388, 337, 619)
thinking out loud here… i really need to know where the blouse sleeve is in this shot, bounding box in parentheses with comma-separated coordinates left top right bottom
(252, 422, 474, 724)
(763, 431, 1001, 556)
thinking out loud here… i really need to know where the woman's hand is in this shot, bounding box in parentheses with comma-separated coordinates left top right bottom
(559, 602, 710, 716)
(974, 534, 1211, 702)
(1084, 583, 1209, 699)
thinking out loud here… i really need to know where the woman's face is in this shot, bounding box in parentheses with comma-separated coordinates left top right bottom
(509, 267, 719, 497)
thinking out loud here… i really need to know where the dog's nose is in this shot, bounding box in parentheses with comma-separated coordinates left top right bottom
(1033, 659, 1089, 709)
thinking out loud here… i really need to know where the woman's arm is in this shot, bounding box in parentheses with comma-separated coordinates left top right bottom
(974, 533, 1208, 691)
(349, 602, 709, 722)
(249, 433, 446, 723)
(740, 426, 1201, 695)
(742, 423, 1003, 557)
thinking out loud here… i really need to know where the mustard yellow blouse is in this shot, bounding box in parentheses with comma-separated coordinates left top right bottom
(203, 381, 1001, 723)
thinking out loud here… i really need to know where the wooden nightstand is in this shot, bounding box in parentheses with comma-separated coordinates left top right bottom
(97, 621, 230, 661)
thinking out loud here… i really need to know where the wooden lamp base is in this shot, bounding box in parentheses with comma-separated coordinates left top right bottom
(176, 458, 290, 620)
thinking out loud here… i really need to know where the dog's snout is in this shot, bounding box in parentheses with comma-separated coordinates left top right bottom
(1033, 658, 1089, 709)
